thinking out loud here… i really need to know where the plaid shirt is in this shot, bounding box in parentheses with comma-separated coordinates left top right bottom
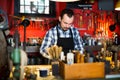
(40, 24, 84, 54)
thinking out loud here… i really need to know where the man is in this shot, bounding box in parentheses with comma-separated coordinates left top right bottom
(40, 9, 84, 59)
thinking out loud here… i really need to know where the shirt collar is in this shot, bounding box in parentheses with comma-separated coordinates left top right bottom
(57, 24, 62, 29)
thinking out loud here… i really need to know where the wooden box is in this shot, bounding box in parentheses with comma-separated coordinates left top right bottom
(59, 61, 105, 80)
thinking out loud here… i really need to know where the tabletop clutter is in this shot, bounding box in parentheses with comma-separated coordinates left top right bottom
(46, 45, 105, 79)
(46, 45, 89, 64)
(24, 45, 106, 80)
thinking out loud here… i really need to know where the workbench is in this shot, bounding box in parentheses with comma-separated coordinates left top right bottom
(23, 65, 120, 80)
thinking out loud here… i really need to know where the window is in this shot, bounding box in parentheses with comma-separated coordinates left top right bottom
(14, 0, 56, 17)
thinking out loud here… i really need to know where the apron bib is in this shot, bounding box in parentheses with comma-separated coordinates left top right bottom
(57, 27, 74, 55)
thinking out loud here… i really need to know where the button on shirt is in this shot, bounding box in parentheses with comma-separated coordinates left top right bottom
(40, 24, 84, 54)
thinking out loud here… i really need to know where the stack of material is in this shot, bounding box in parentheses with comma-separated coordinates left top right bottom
(46, 45, 62, 60)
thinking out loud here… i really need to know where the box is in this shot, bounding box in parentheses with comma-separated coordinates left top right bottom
(59, 61, 105, 80)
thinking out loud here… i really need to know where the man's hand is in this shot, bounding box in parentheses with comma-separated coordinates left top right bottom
(42, 53, 52, 59)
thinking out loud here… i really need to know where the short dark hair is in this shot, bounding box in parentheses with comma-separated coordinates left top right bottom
(60, 9, 74, 19)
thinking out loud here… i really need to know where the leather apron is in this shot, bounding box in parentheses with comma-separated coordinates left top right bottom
(57, 27, 74, 55)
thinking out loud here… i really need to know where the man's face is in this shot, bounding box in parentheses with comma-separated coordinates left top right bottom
(59, 14, 74, 31)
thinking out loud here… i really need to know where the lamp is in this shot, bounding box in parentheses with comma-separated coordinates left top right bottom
(115, 0, 120, 11)
(50, 0, 79, 2)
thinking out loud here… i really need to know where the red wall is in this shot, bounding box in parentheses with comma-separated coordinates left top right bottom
(56, 2, 66, 18)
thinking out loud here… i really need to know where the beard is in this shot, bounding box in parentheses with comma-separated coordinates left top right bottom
(62, 27, 69, 31)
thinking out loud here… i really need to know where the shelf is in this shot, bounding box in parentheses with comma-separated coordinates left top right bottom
(7, 46, 40, 53)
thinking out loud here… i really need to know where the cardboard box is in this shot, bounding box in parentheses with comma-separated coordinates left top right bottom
(59, 61, 105, 80)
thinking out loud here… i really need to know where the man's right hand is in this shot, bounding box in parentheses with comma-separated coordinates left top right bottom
(42, 53, 52, 59)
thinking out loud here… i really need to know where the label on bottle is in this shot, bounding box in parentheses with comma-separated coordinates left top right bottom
(67, 52, 74, 65)
(60, 51, 65, 61)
